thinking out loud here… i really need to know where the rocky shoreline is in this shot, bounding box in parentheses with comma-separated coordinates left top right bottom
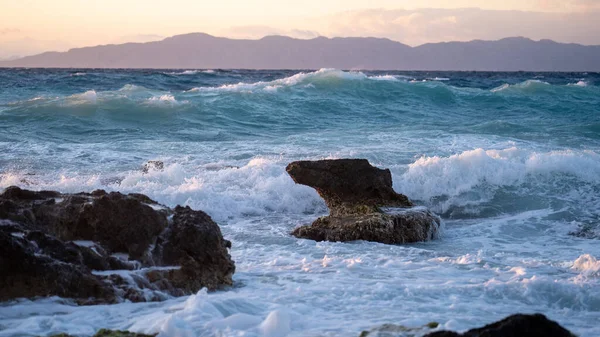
(0, 159, 578, 336)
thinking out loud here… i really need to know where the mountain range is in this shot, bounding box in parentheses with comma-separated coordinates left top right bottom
(1, 33, 599, 71)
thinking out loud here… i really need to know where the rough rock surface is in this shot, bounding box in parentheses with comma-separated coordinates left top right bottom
(286, 159, 411, 216)
(49, 330, 156, 337)
(287, 159, 440, 244)
(360, 314, 575, 337)
(0, 186, 234, 305)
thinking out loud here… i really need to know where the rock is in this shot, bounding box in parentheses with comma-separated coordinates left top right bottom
(151, 206, 235, 291)
(4, 187, 169, 260)
(287, 159, 440, 244)
(142, 160, 164, 174)
(359, 322, 439, 337)
(292, 208, 440, 244)
(49, 331, 156, 337)
(93, 329, 157, 337)
(0, 186, 235, 305)
(286, 159, 411, 216)
(360, 314, 575, 337)
(0, 226, 117, 305)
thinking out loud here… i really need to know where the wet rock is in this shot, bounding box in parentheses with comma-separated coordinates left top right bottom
(360, 314, 575, 337)
(0, 226, 117, 305)
(293, 207, 440, 244)
(3, 188, 168, 260)
(0, 186, 235, 305)
(287, 159, 440, 244)
(152, 206, 235, 291)
(49, 331, 156, 337)
(142, 160, 164, 174)
(359, 322, 439, 337)
(286, 159, 411, 216)
(93, 330, 157, 337)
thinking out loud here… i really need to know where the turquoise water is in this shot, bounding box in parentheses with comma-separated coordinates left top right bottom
(0, 68, 599, 337)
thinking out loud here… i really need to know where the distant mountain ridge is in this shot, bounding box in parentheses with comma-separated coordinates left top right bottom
(1, 33, 599, 71)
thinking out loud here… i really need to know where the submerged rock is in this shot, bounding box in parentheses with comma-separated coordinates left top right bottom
(142, 160, 164, 174)
(360, 314, 575, 337)
(0, 186, 234, 305)
(287, 159, 440, 244)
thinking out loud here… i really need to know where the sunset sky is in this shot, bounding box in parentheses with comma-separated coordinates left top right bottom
(1, 0, 599, 59)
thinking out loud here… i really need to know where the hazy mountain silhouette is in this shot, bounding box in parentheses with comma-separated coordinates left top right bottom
(1, 33, 599, 71)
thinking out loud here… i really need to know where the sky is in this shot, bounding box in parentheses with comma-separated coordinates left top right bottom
(1, 0, 599, 59)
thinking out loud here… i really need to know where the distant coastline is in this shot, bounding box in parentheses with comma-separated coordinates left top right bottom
(1, 33, 600, 71)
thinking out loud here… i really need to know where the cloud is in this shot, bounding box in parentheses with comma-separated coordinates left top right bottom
(312, 8, 600, 46)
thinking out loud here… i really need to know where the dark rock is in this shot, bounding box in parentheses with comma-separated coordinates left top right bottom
(0, 186, 235, 305)
(286, 159, 411, 216)
(152, 206, 235, 291)
(0, 227, 117, 305)
(142, 160, 164, 174)
(93, 330, 156, 337)
(360, 314, 575, 337)
(49, 331, 156, 337)
(426, 314, 575, 337)
(359, 322, 439, 337)
(287, 159, 440, 244)
(293, 208, 440, 244)
(14, 189, 169, 260)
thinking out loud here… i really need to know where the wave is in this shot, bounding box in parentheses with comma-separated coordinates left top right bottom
(0, 157, 326, 223)
(187, 68, 404, 93)
(395, 147, 600, 215)
(490, 80, 551, 93)
(164, 70, 216, 75)
(568, 80, 588, 87)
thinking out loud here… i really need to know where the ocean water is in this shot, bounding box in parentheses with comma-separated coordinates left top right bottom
(0, 68, 599, 337)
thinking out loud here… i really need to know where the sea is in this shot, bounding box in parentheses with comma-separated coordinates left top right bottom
(0, 68, 599, 337)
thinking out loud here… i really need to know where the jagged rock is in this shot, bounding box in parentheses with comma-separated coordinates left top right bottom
(287, 159, 440, 244)
(0, 226, 117, 305)
(0, 187, 169, 260)
(293, 207, 440, 244)
(93, 330, 157, 337)
(0, 186, 234, 305)
(360, 314, 575, 337)
(359, 322, 439, 337)
(151, 206, 235, 291)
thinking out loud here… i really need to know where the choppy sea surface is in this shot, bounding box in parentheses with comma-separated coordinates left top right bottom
(1, 68, 599, 337)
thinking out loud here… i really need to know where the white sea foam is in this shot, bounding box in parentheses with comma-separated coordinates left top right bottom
(567, 80, 588, 87)
(66, 90, 97, 105)
(491, 80, 551, 93)
(146, 94, 180, 105)
(396, 147, 600, 206)
(571, 254, 600, 278)
(187, 68, 403, 93)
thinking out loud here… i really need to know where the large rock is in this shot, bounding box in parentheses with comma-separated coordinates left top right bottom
(286, 159, 411, 216)
(0, 186, 234, 305)
(361, 313, 575, 337)
(287, 159, 440, 244)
